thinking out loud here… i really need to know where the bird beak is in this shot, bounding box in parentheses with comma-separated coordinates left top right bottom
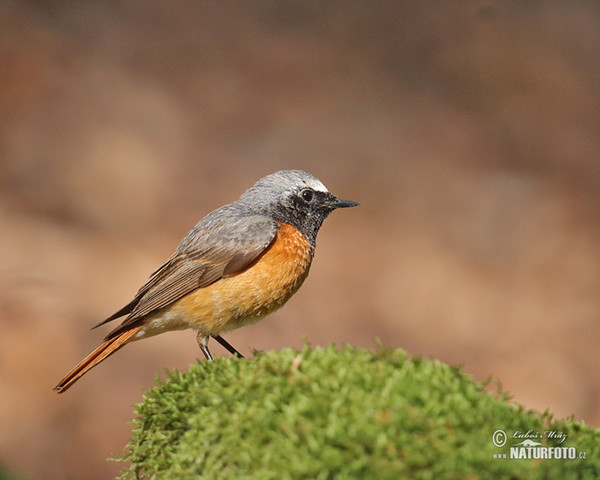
(324, 196, 359, 209)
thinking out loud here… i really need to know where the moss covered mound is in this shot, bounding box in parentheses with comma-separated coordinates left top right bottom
(121, 345, 600, 479)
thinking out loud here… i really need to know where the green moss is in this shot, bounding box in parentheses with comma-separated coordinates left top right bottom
(0, 465, 27, 480)
(120, 345, 600, 479)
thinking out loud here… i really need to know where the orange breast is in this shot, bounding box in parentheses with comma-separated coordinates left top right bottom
(164, 223, 314, 336)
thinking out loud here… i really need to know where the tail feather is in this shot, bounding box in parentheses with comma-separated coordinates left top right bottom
(54, 326, 142, 393)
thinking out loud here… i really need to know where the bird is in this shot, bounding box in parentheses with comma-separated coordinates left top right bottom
(54, 169, 358, 393)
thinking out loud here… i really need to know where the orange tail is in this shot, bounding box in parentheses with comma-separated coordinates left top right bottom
(54, 326, 142, 393)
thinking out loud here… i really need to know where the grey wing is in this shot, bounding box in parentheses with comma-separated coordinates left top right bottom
(98, 214, 278, 338)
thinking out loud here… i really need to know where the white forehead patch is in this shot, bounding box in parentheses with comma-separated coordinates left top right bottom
(303, 177, 328, 193)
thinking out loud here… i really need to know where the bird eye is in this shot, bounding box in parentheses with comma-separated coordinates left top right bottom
(301, 189, 314, 202)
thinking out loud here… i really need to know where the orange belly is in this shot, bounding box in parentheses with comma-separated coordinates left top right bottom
(141, 223, 314, 337)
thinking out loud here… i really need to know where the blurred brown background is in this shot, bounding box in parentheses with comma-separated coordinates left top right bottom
(1, 0, 599, 478)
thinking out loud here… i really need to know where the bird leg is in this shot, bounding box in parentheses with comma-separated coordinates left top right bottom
(196, 333, 214, 361)
(212, 335, 245, 358)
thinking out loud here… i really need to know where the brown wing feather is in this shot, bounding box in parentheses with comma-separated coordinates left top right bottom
(101, 215, 278, 339)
